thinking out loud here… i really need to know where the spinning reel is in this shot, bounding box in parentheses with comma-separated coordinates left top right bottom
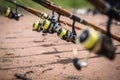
(5, 1, 23, 20)
(73, 28, 103, 70)
(33, 18, 75, 42)
(33, 11, 75, 42)
(73, 28, 116, 70)
(73, 0, 118, 70)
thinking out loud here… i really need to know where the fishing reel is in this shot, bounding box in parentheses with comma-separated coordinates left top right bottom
(32, 18, 75, 42)
(56, 26, 75, 42)
(5, 7, 11, 17)
(42, 20, 54, 33)
(73, 27, 116, 70)
(72, 28, 102, 70)
(4, 0, 23, 20)
(42, 19, 75, 42)
(5, 6, 22, 20)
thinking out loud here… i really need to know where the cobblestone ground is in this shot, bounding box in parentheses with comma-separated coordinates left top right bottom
(0, 13, 120, 80)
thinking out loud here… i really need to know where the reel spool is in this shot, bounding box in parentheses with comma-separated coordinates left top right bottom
(57, 28, 67, 39)
(73, 28, 102, 70)
(41, 12, 49, 20)
(53, 21, 75, 42)
(5, 7, 13, 18)
(76, 28, 102, 53)
(33, 20, 43, 32)
(42, 20, 53, 33)
(56, 27, 75, 42)
(76, 28, 116, 60)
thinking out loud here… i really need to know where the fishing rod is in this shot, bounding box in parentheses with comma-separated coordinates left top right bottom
(4, 0, 81, 30)
(32, 0, 120, 43)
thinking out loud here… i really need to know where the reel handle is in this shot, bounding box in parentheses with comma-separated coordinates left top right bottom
(73, 57, 88, 70)
(73, 58, 82, 70)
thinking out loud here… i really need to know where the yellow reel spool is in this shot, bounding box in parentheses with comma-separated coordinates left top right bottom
(76, 28, 102, 53)
(43, 20, 51, 31)
(43, 13, 49, 19)
(58, 28, 67, 39)
(5, 7, 11, 17)
(41, 12, 49, 20)
(33, 20, 39, 31)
